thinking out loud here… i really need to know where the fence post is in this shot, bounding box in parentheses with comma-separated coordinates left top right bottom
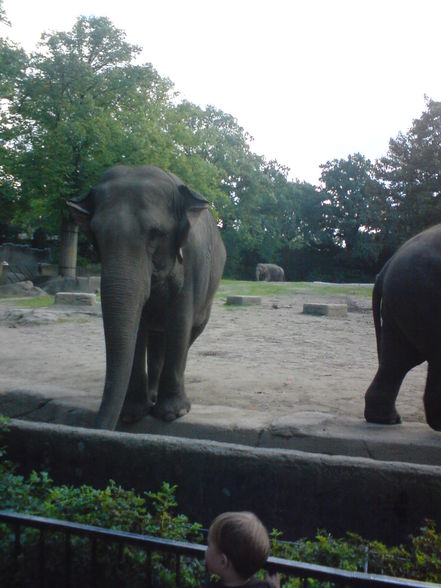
(39, 529, 46, 588)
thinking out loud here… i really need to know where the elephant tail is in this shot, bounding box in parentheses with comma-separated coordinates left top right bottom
(372, 267, 386, 360)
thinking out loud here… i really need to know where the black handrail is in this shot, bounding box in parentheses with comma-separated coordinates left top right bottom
(0, 510, 437, 587)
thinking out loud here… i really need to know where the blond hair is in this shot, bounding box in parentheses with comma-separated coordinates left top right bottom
(208, 511, 270, 578)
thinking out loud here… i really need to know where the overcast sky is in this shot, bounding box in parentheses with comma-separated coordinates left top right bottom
(2, 0, 441, 185)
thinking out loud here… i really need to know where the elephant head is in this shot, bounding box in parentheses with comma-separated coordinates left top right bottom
(67, 165, 209, 429)
(256, 263, 266, 281)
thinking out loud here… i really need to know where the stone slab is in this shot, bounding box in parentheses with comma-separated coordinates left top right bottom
(226, 296, 262, 306)
(120, 404, 272, 446)
(303, 303, 348, 317)
(55, 292, 97, 306)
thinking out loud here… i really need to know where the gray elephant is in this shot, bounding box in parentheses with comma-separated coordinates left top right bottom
(364, 224, 441, 431)
(256, 263, 285, 282)
(68, 165, 226, 430)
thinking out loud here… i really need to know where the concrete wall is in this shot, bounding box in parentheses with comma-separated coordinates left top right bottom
(5, 419, 441, 544)
(0, 243, 51, 276)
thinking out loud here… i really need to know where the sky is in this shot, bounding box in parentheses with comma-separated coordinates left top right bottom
(2, 0, 441, 185)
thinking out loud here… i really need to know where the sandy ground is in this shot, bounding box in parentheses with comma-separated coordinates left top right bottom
(0, 289, 428, 424)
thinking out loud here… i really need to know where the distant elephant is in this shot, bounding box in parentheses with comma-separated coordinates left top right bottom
(256, 263, 285, 282)
(364, 224, 441, 431)
(68, 165, 226, 430)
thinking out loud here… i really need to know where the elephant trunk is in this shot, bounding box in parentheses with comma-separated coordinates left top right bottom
(96, 262, 151, 430)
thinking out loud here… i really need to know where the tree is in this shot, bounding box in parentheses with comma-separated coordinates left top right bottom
(0, 2, 27, 241)
(168, 101, 294, 276)
(1, 16, 174, 274)
(0, 0, 10, 26)
(319, 153, 390, 276)
(377, 98, 441, 241)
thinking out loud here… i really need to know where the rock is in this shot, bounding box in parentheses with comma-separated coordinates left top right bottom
(303, 303, 348, 317)
(55, 292, 97, 306)
(0, 308, 59, 326)
(38, 276, 101, 295)
(0, 280, 47, 297)
(226, 296, 262, 306)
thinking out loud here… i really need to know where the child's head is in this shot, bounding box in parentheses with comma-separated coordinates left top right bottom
(206, 511, 270, 580)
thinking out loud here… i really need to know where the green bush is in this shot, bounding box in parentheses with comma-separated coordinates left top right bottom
(268, 526, 441, 586)
(1, 416, 441, 586)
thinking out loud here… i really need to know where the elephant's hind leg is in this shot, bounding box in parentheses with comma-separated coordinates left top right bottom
(424, 362, 441, 431)
(365, 319, 421, 425)
(189, 316, 209, 346)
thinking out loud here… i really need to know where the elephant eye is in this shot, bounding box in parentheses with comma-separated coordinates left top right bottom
(148, 227, 166, 241)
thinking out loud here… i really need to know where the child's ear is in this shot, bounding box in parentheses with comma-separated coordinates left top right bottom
(220, 553, 229, 570)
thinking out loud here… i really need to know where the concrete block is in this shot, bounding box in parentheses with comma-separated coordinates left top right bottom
(226, 296, 261, 306)
(303, 303, 347, 317)
(38, 263, 58, 277)
(55, 292, 97, 306)
(87, 276, 101, 293)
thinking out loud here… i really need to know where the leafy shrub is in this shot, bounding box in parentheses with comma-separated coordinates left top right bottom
(269, 525, 441, 585)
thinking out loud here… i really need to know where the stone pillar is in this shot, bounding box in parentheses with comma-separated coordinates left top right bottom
(0, 261, 8, 285)
(58, 218, 78, 278)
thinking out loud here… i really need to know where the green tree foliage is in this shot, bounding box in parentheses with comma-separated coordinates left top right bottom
(318, 153, 391, 278)
(2, 16, 174, 230)
(0, 7, 27, 237)
(377, 98, 441, 242)
(279, 182, 332, 281)
(2, 12, 441, 281)
(168, 101, 298, 277)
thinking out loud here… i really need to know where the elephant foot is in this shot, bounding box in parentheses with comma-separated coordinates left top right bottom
(120, 401, 153, 424)
(425, 413, 441, 432)
(152, 395, 191, 422)
(364, 408, 402, 425)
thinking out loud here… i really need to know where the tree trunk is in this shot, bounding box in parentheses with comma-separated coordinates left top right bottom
(59, 217, 78, 277)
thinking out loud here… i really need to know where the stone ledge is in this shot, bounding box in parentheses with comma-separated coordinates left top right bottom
(1, 382, 440, 467)
(5, 418, 441, 543)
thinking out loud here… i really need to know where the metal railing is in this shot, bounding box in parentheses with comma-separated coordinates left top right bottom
(0, 510, 437, 587)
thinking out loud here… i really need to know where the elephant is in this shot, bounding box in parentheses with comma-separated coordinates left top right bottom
(67, 165, 226, 430)
(256, 263, 285, 282)
(364, 223, 441, 431)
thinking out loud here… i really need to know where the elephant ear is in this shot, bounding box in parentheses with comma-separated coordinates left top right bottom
(175, 185, 209, 263)
(66, 190, 95, 231)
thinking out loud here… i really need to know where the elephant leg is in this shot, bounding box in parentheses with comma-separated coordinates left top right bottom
(424, 361, 441, 431)
(147, 330, 165, 405)
(120, 312, 151, 424)
(189, 317, 209, 346)
(152, 315, 192, 422)
(364, 318, 421, 425)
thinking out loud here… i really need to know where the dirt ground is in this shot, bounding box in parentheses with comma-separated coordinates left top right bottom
(0, 289, 428, 424)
